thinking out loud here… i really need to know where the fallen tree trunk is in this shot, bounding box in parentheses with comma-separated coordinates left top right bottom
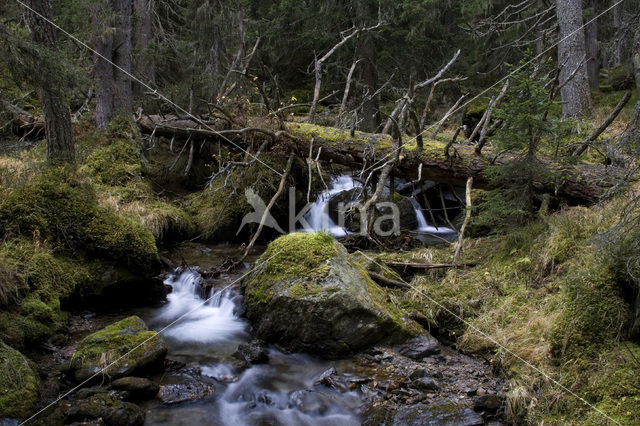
(18, 113, 610, 205)
(136, 116, 610, 205)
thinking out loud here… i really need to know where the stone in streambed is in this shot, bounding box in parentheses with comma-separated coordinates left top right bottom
(474, 394, 503, 413)
(64, 316, 167, 382)
(110, 377, 159, 400)
(232, 339, 269, 365)
(363, 400, 484, 426)
(398, 335, 440, 359)
(243, 232, 422, 357)
(65, 393, 145, 426)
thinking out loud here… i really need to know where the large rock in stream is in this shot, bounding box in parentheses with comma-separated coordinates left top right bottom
(65, 316, 167, 382)
(243, 232, 420, 357)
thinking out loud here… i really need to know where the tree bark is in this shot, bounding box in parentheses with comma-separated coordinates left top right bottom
(133, 0, 154, 98)
(556, 0, 593, 117)
(25, 0, 74, 164)
(355, 0, 380, 132)
(613, 0, 625, 67)
(113, 0, 133, 115)
(634, 14, 640, 98)
(584, 0, 599, 90)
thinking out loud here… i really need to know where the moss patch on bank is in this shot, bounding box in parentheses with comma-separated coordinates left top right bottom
(0, 341, 40, 419)
(397, 199, 638, 423)
(79, 119, 195, 242)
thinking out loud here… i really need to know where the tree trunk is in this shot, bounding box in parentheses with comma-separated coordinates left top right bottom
(25, 0, 74, 164)
(556, 0, 593, 117)
(584, 0, 599, 90)
(355, 0, 380, 132)
(634, 16, 640, 98)
(613, 0, 625, 67)
(132, 0, 154, 98)
(113, 0, 133, 115)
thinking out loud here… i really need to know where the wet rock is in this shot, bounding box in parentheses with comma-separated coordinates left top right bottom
(474, 394, 503, 413)
(287, 390, 332, 414)
(0, 342, 40, 420)
(157, 373, 215, 405)
(232, 340, 269, 365)
(110, 377, 159, 401)
(327, 188, 419, 232)
(412, 377, 440, 391)
(399, 335, 440, 360)
(64, 316, 167, 382)
(409, 368, 429, 380)
(363, 401, 483, 426)
(66, 393, 145, 426)
(244, 233, 421, 357)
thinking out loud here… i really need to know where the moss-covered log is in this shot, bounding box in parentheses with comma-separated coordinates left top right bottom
(136, 115, 610, 205)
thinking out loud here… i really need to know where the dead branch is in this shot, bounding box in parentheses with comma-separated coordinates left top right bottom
(367, 270, 411, 289)
(432, 94, 466, 139)
(475, 79, 509, 154)
(572, 91, 632, 157)
(241, 154, 294, 261)
(309, 22, 383, 123)
(453, 177, 473, 264)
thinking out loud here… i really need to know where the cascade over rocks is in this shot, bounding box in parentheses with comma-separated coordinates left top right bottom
(243, 232, 422, 357)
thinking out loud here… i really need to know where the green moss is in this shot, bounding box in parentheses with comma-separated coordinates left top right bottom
(186, 152, 290, 240)
(0, 168, 159, 272)
(69, 315, 166, 381)
(549, 253, 631, 359)
(0, 311, 49, 348)
(260, 232, 338, 278)
(80, 139, 142, 186)
(0, 341, 40, 420)
(288, 281, 324, 299)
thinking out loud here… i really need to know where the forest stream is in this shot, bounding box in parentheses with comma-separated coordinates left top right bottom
(136, 243, 504, 426)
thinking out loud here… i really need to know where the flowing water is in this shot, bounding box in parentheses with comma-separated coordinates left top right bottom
(300, 175, 360, 237)
(143, 264, 363, 426)
(302, 174, 455, 236)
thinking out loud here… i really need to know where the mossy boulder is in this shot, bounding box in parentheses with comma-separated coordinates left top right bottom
(244, 232, 420, 357)
(0, 341, 40, 420)
(65, 316, 167, 382)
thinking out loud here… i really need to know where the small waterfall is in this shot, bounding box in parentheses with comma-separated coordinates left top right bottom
(409, 197, 455, 234)
(156, 269, 246, 345)
(300, 175, 360, 237)
(302, 174, 456, 236)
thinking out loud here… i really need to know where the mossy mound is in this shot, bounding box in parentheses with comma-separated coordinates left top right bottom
(0, 341, 40, 420)
(0, 167, 159, 273)
(244, 232, 421, 357)
(65, 316, 167, 382)
(0, 237, 94, 348)
(186, 152, 295, 241)
(80, 135, 195, 242)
